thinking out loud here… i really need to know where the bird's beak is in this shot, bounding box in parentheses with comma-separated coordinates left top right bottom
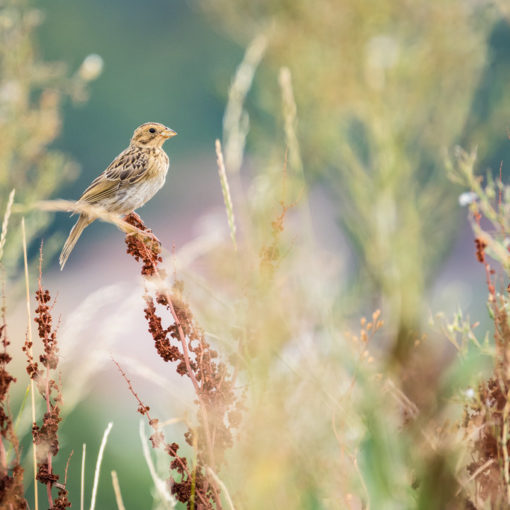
(161, 128, 177, 139)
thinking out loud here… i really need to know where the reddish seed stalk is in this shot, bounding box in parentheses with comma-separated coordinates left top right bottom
(163, 291, 217, 470)
(112, 358, 211, 509)
(146, 265, 222, 508)
(39, 249, 54, 508)
(0, 294, 25, 507)
(123, 214, 229, 509)
(21, 248, 71, 510)
(128, 225, 218, 469)
(45, 365, 53, 507)
(161, 291, 222, 509)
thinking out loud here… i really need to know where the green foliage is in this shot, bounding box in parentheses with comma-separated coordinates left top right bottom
(1, 1, 510, 509)
(204, 0, 504, 362)
(0, 0, 99, 269)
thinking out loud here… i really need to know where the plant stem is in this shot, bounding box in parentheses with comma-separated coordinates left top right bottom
(21, 217, 38, 510)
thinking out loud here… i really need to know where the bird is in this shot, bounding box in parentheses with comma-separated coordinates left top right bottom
(59, 121, 177, 270)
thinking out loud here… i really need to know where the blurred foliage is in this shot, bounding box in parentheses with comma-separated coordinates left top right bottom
(0, 0, 100, 269)
(0, 0, 509, 509)
(203, 0, 510, 362)
(446, 147, 510, 507)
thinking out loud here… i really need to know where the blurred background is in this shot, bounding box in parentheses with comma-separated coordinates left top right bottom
(2, 0, 510, 508)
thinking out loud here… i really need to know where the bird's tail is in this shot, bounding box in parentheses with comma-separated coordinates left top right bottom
(59, 214, 93, 270)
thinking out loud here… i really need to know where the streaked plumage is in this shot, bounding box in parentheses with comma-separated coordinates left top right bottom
(59, 122, 177, 269)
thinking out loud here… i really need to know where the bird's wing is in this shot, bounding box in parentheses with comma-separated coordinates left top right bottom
(79, 147, 150, 204)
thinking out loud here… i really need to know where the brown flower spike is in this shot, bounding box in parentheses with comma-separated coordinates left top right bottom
(22, 261, 70, 510)
(121, 214, 242, 509)
(0, 316, 26, 509)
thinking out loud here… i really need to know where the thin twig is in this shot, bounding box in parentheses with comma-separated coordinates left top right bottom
(22, 217, 38, 510)
(16, 199, 156, 240)
(114, 358, 205, 506)
(115, 358, 210, 508)
(456, 458, 495, 496)
(90, 422, 113, 510)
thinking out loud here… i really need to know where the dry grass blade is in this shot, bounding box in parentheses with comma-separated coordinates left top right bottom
(21, 217, 38, 510)
(14, 199, 156, 239)
(277, 67, 314, 241)
(206, 467, 236, 510)
(111, 471, 126, 510)
(138, 420, 177, 508)
(81, 443, 86, 510)
(0, 189, 15, 262)
(90, 422, 113, 510)
(215, 139, 237, 250)
(223, 33, 267, 174)
(278, 67, 302, 174)
(456, 458, 495, 497)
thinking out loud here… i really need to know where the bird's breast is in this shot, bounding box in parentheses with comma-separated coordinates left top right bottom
(114, 149, 169, 213)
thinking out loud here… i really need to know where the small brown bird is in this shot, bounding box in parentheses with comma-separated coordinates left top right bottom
(59, 122, 177, 269)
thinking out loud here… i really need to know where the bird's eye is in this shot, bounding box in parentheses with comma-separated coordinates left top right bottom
(149, 128, 156, 134)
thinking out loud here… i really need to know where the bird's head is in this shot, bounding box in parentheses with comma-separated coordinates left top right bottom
(131, 122, 177, 148)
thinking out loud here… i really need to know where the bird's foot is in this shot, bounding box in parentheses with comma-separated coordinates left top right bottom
(124, 211, 143, 225)
(123, 213, 161, 247)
